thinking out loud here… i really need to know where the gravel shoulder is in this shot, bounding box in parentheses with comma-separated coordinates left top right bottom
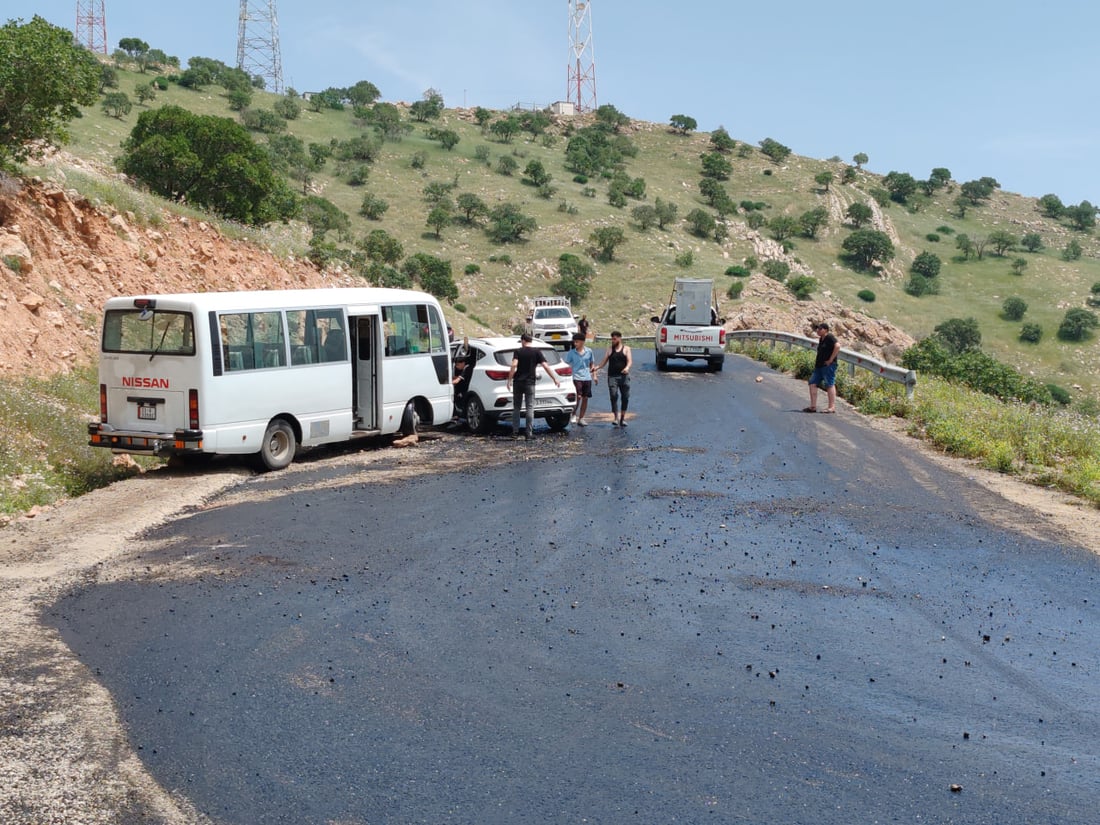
(1, 421, 1097, 824)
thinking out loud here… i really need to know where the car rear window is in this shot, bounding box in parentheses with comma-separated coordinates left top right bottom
(492, 348, 561, 366)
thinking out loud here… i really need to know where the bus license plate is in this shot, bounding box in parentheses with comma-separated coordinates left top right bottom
(680, 347, 705, 354)
(137, 403, 157, 421)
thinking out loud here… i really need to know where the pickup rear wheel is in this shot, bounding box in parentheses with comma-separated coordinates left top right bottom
(656, 353, 668, 371)
(709, 357, 724, 372)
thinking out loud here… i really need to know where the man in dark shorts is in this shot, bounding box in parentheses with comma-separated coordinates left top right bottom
(507, 333, 560, 440)
(563, 332, 595, 426)
(806, 322, 840, 413)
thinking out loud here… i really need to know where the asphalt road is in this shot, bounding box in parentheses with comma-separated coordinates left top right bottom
(48, 354, 1100, 824)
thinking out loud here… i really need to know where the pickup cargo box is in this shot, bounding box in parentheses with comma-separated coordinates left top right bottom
(651, 279, 726, 371)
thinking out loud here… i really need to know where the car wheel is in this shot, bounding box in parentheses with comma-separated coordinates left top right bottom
(465, 395, 492, 434)
(258, 418, 296, 471)
(656, 353, 668, 371)
(546, 412, 570, 431)
(399, 400, 419, 436)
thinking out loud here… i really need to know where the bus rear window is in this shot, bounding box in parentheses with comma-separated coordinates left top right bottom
(103, 309, 196, 355)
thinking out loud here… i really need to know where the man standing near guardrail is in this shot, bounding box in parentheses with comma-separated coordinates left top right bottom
(805, 322, 839, 414)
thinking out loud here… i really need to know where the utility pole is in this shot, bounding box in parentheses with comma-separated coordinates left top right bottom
(75, 0, 108, 55)
(566, 0, 597, 113)
(237, 0, 284, 93)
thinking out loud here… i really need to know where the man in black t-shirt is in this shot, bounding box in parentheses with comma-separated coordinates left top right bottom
(806, 322, 840, 413)
(507, 333, 560, 439)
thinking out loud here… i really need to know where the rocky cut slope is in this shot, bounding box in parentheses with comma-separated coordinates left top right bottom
(0, 171, 355, 379)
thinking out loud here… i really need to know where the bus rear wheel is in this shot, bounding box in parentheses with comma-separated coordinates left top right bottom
(399, 401, 419, 436)
(258, 419, 296, 471)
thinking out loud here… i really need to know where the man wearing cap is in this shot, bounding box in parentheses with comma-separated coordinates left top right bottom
(805, 322, 839, 413)
(507, 333, 560, 440)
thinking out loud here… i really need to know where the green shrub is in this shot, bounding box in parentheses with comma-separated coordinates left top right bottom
(1002, 297, 1027, 321)
(787, 275, 817, 300)
(674, 250, 694, 268)
(725, 265, 750, 277)
(488, 253, 512, 265)
(857, 289, 876, 302)
(572, 174, 588, 184)
(726, 280, 745, 299)
(904, 275, 939, 296)
(762, 259, 789, 282)
(1019, 323, 1043, 343)
(925, 233, 940, 242)
(936, 225, 954, 234)
(453, 303, 466, 313)
(464, 263, 480, 275)
(1047, 384, 1072, 405)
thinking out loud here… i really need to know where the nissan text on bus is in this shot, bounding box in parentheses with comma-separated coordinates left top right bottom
(88, 288, 453, 470)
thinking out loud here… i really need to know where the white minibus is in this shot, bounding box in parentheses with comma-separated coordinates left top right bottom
(88, 288, 453, 469)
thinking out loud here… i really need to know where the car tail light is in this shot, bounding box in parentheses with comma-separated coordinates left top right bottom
(659, 327, 667, 343)
(188, 389, 200, 429)
(557, 365, 573, 376)
(485, 369, 510, 381)
(719, 329, 726, 345)
(99, 383, 107, 422)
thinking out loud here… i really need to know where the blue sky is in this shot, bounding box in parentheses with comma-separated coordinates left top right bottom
(10, 1, 1100, 204)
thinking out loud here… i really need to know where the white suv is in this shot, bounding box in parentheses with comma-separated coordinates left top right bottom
(452, 337, 577, 434)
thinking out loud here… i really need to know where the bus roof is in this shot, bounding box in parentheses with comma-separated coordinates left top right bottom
(101, 287, 442, 312)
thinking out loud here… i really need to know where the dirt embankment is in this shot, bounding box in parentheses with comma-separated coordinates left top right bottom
(0, 173, 353, 379)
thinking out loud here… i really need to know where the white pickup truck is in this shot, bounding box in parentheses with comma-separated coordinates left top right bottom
(526, 297, 579, 350)
(651, 278, 726, 371)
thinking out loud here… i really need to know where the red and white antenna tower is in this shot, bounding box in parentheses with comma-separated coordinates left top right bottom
(237, 0, 284, 93)
(75, 0, 108, 55)
(567, 0, 597, 113)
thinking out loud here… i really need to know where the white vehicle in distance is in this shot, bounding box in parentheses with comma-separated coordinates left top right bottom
(526, 297, 579, 350)
(452, 337, 576, 434)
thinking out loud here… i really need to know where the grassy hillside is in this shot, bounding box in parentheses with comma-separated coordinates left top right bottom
(49, 64, 1100, 404)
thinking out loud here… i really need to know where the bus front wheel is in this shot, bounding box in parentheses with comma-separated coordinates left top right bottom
(258, 419, 296, 471)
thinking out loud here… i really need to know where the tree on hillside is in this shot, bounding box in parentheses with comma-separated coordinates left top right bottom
(555, 253, 596, 302)
(989, 229, 1017, 257)
(845, 202, 873, 228)
(426, 201, 453, 238)
(1056, 308, 1098, 342)
(347, 80, 381, 107)
(359, 229, 403, 265)
(120, 105, 297, 225)
(522, 159, 551, 188)
(594, 104, 630, 132)
(710, 127, 736, 153)
(410, 90, 444, 122)
(1002, 297, 1028, 321)
(760, 137, 792, 164)
(1064, 201, 1097, 231)
(814, 171, 834, 192)
(487, 203, 536, 243)
(798, 206, 829, 239)
(1037, 194, 1064, 219)
(590, 226, 626, 261)
(118, 37, 149, 60)
(403, 252, 458, 303)
(685, 208, 716, 239)
(841, 228, 895, 270)
(670, 114, 697, 134)
(654, 198, 678, 230)
(700, 152, 732, 180)
(101, 92, 132, 119)
(490, 116, 520, 143)
(1020, 232, 1043, 252)
(959, 177, 999, 205)
(632, 204, 658, 230)
(911, 251, 942, 279)
(456, 192, 488, 224)
(933, 317, 981, 354)
(884, 171, 918, 204)
(852, 152, 869, 169)
(0, 17, 101, 166)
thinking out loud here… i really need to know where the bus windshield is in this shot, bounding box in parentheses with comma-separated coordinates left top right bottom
(103, 309, 196, 355)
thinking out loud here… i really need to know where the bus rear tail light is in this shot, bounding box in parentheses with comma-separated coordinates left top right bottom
(99, 384, 108, 422)
(659, 328, 668, 344)
(189, 389, 200, 429)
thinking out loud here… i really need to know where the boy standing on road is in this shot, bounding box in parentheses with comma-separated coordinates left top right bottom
(563, 332, 595, 426)
(805, 322, 839, 414)
(507, 333, 560, 440)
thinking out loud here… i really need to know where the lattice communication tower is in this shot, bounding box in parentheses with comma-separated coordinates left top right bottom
(237, 0, 283, 93)
(75, 0, 108, 55)
(567, 0, 597, 113)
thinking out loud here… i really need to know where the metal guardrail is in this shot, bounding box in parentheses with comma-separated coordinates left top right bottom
(727, 329, 917, 398)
